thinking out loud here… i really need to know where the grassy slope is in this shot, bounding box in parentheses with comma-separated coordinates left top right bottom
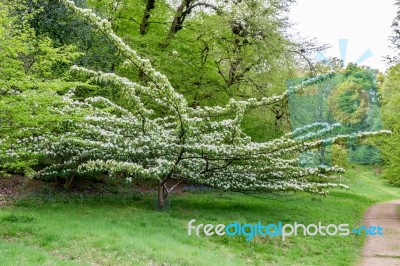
(0, 166, 399, 266)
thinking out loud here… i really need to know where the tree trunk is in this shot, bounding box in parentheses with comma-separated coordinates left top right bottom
(168, 0, 189, 36)
(157, 180, 168, 210)
(64, 173, 76, 189)
(140, 0, 156, 35)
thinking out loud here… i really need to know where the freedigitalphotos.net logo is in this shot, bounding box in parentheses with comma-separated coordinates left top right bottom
(315, 39, 373, 67)
(187, 219, 383, 241)
(288, 39, 382, 166)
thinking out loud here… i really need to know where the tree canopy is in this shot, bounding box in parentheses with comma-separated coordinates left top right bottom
(0, 0, 393, 209)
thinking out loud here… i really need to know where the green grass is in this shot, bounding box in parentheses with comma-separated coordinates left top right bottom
(0, 165, 399, 266)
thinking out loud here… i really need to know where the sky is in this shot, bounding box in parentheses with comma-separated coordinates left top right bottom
(289, 0, 397, 71)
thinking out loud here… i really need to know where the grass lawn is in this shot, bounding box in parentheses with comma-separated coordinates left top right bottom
(0, 165, 399, 266)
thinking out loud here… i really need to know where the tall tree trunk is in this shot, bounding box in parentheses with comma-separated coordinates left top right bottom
(140, 0, 156, 35)
(168, 0, 189, 36)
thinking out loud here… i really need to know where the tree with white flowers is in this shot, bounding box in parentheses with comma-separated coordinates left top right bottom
(2, 0, 390, 209)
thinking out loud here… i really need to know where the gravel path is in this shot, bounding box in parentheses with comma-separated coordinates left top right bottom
(359, 200, 400, 265)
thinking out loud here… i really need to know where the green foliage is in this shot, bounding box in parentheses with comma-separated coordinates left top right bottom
(80, 0, 295, 119)
(0, 1, 82, 91)
(0, 0, 95, 174)
(241, 107, 288, 142)
(28, 37, 81, 79)
(328, 81, 369, 125)
(378, 65, 400, 184)
(331, 144, 349, 169)
(23, 0, 297, 141)
(28, 0, 123, 71)
(0, 88, 68, 173)
(0, 1, 32, 83)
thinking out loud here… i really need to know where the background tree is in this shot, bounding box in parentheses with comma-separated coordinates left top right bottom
(388, 0, 400, 65)
(374, 1, 400, 184)
(379, 65, 400, 184)
(0, 0, 92, 174)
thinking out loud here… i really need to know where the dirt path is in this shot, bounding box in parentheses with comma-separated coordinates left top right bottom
(359, 200, 400, 265)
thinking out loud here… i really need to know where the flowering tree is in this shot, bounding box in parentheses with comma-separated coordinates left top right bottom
(2, 0, 390, 209)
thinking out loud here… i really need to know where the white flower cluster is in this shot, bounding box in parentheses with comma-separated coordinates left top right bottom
(1, 0, 390, 196)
